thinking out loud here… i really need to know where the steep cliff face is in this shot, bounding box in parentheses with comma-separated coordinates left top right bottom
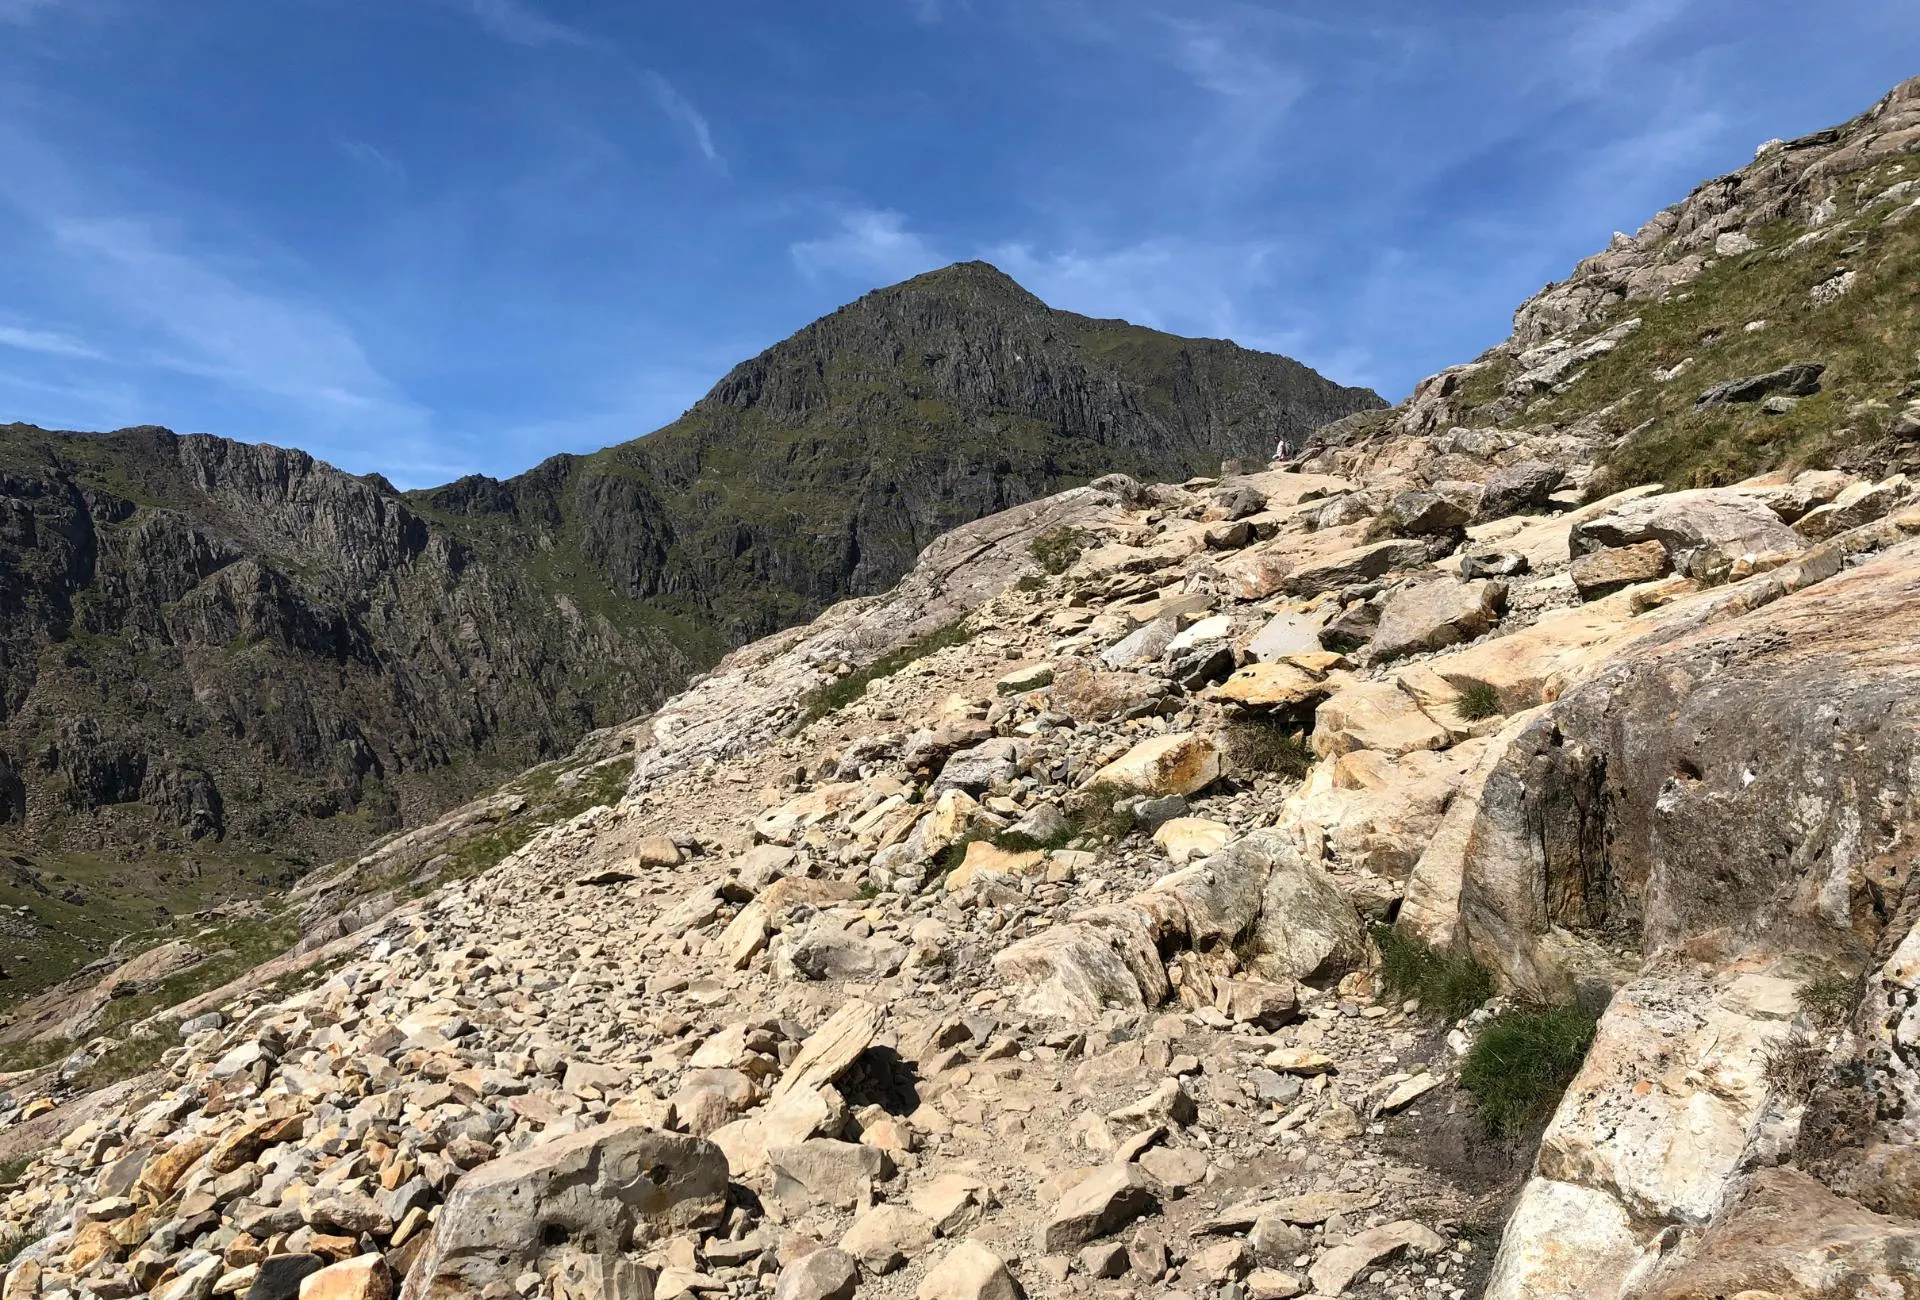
(0, 263, 1379, 989)
(0, 426, 702, 872)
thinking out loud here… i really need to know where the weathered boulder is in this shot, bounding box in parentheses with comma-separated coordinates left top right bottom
(917, 1242, 1021, 1300)
(771, 1249, 858, 1300)
(993, 905, 1169, 1019)
(1039, 1164, 1156, 1251)
(1477, 459, 1563, 519)
(838, 1204, 936, 1274)
(1310, 679, 1450, 758)
(1694, 361, 1824, 407)
(769, 1139, 887, 1211)
(1388, 481, 1483, 534)
(1100, 617, 1179, 669)
(1241, 833, 1368, 984)
(398, 1126, 726, 1300)
(1047, 664, 1169, 722)
(1307, 1222, 1445, 1296)
(1568, 540, 1669, 597)
(1090, 733, 1223, 797)
(299, 1257, 391, 1300)
(1569, 489, 1808, 583)
(1205, 663, 1329, 716)
(1284, 539, 1431, 595)
(1370, 579, 1506, 661)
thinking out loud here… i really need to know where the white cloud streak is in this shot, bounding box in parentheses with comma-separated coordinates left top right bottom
(0, 321, 102, 359)
(448, 0, 584, 48)
(641, 70, 724, 168)
(336, 137, 406, 181)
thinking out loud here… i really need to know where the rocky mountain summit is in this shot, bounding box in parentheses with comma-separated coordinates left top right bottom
(5, 74, 1920, 1300)
(0, 265, 1378, 997)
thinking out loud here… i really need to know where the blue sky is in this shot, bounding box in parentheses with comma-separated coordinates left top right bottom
(0, 0, 1914, 487)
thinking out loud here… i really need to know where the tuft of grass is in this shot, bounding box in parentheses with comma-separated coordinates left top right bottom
(799, 618, 974, 725)
(1029, 527, 1087, 576)
(1062, 785, 1136, 844)
(1452, 679, 1504, 723)
(1014, 574, 1047, 593)
(1761, 1027, 1828, 1100)
(1222, 716, 1314, 780)
(1, 1227, 28, 1269)
(1459, 1006, 1599, 1136)
(1797, 973, 1858, 1030)
(1374, 926, 1497, 1022)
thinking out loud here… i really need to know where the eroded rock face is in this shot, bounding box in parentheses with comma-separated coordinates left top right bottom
(1636, 1168, 1920, 1299)
(1458, 540, 1920, 994)
(399, 1126, 727, 1300)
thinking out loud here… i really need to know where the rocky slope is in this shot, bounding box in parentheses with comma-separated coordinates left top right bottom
(4, 74, 1920, 1300)
(0, 265, 1379, 1000)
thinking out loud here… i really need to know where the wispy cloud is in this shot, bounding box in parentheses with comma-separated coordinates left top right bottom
(336, 137, 406, 181)
(791, 207, 944, 282)
(0, 321, 103, 359)
(448, 0, 584, 48)
(44, 214, 435, 445)
(1556, 0, 1695, 89)
(641, 70, 724, 169)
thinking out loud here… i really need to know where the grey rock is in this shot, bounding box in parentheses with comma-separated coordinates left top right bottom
(772, 1249, 859, 1300)
(1694, 361, 1824, 407)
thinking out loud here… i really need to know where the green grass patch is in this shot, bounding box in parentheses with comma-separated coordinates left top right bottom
(1797, 972, 1859, 1030)
(1029, 527, 1087, 575)
(1374, 926, 1497, 1021)
(1452, 680, 1504, 723)
(1459, 1006, 1599, 1136)
(1014, 574, 1047, 593)
(1222, 716, 1314, 780)
(799, 618, 974, 725)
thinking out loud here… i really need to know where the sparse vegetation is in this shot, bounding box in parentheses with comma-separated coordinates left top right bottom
(61, 1023, 180, 1093)
(1029, 526, 1087, 575)
(1797, 972, 1859, 1030)
(1373, 926, 1497, 1022)
(1014, 574, 1047, 593)
(1453, 679, 1504, 722)
(1, 1225, 28, 1269)
(799, 618, 975, 724)
(1761, 1026, 1829, 1100)
(1459, 1006, 1600, 1136)
(1222, 715, 1314, 780)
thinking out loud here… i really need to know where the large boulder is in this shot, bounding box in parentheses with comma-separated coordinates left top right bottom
(1241, 833, 1369, 984)
(1369, 579, 1507, 661)
(1568, 489, 1808, 584)
(398, 1126, 726, 1300)
(1388, 482, 1483, 534)
(1048, 664, 1169, 722)
(1283, 539, 1431, 596)
(993, 905, 1169, 1019)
